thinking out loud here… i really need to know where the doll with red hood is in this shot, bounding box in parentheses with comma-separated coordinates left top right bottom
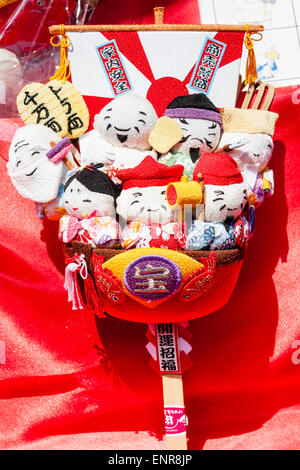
(187, 152, 254, 250)
(116, 156, 186, 250)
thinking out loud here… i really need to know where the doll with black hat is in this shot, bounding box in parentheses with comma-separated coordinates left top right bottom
(160, 93, 223, 178)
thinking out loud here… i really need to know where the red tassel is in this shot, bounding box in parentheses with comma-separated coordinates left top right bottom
(83, 274, 101, 313)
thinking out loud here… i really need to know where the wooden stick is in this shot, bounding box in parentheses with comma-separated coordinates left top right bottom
(252, 81, 267, 109)
(154, 7, 165, 25)
(63, 155, 76, 171)
(156, 323, 188, 449)
(49, 24, 264, 34)
(242, 81, 275, 110)
(162, 374, 187, 450)
(259, 83, 275, 110)
(241, 82, 256, 109)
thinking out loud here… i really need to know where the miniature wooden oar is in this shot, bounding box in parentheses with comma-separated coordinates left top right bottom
(147, 322, 192, 449)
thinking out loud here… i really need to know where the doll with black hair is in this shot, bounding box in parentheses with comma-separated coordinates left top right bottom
(59, 163, 121, 247)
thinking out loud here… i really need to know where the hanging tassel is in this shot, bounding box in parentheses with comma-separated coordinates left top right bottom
(244, 25, 262, 85)
(84, 274, 101, 313)
(50, 24, 71, 84)
(64, 254, 88, 310)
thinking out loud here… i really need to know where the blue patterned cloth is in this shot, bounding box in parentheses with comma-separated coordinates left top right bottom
(186, 217, 250, 251)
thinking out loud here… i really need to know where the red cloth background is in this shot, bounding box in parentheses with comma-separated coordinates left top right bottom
(0, 0, 299, 451)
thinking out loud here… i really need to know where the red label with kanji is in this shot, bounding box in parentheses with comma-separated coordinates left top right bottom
(156, 323, 181, 374)
(96, 40, 132, 96)
(189, 37, 227, 94)
(164, 406, 187, 436)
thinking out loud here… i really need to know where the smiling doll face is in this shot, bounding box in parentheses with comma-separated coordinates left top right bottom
(204, 182, 248, 223)
(220, 132, 274, 172)
(63, 179, 115, 219)
(172, 117, 222, 159)
(94, 94, 158, 150)
(117, 185, 174, 224)
(7, 124, 64, 203)
(63, 166, 117, 220)
(193, 152, 248, 224)
(164, 93, 223, 162)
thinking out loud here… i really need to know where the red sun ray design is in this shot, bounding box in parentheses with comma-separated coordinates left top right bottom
(214, 31, 245, 67)
(101, 31, 156, 84)
(83, 96, 113, 132)
(101, 31, 191, 116)
(146, 77, 189, 117)
(81, 30, 245, 126)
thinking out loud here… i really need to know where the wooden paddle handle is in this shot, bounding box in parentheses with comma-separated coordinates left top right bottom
(162, 374, 188, 450)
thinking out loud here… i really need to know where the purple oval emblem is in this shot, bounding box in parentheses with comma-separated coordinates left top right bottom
(124, 255, 182, 301)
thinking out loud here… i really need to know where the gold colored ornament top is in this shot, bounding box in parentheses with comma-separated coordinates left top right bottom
(244, 24, 263, 85)
(50, 24, 71, 83)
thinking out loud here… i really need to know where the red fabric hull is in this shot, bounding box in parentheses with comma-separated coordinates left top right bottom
(94, 260, 244, 323)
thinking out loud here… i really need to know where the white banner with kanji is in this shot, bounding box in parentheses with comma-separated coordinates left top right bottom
(68, 30, 245, 123)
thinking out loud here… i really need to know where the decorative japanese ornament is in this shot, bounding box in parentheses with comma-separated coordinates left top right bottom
(16, 25, 89, 139)
(21, 9, 266, 451)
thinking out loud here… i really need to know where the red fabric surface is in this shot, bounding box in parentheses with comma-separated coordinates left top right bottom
(0, 0, 299, 451)
(0, 1, 19, 28)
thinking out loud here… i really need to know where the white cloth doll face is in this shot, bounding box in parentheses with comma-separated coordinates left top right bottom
(171, 118, 222, 160)
(94, 94, 157, 150)
(116, 185, 174, 224)
(204, 182, 248, 223)
(7, 124, 64, 203)
(63, 179, 115, 219)
(220, 132, 274, 172)
(63, 165, 118, 220)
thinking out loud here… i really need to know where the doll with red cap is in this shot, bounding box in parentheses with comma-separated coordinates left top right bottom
(116, 156, 186, 250)
(187, 152, 254, 250)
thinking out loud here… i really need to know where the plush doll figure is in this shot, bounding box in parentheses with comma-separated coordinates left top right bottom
(196, 152, 248, 224)
(160, 93, 223, 174)
(7, 124, 73, 203)
(80, 94, 157, 171)
(59, 164, 120, 247)
(219, 107, 278, 204)
(116, 156, 186, 249)
(186, 152, 251, 250)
